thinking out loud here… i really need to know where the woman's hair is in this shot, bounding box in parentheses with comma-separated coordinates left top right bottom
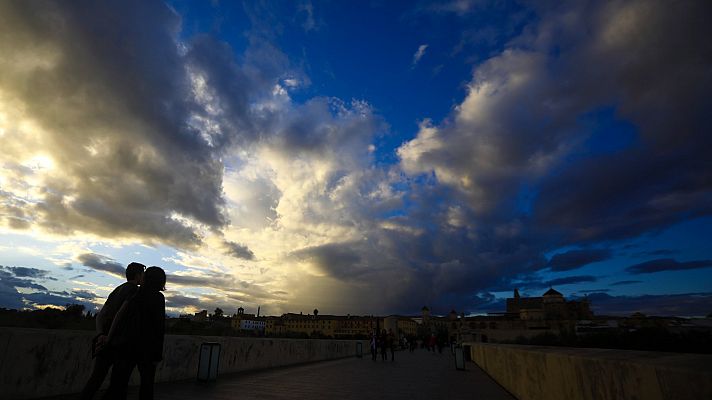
(143, 266, 166, 292)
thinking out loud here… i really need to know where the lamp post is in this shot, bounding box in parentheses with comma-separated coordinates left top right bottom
(454, 344, 466, 371)
(197, 342, 221, 382)
(356, 341, 363, 358)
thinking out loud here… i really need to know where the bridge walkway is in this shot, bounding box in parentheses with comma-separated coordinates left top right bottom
(152, 348, 514, 400)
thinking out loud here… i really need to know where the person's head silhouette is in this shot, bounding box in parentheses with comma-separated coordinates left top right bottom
(125, 262, 146, 284)
(143, 266, 166, 292)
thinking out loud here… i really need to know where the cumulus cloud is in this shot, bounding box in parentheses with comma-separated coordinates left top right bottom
(392, 0, 712, 313)
(1, 0, 710, 316)
(400, 0, 712, 230)
(626, 258, 712, 274)
(0, 0, 293, 248)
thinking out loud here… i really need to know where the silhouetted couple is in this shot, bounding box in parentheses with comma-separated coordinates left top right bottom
(81, 262, 166, 400)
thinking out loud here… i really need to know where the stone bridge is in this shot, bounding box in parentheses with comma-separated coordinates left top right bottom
(2, 328, 711, 399)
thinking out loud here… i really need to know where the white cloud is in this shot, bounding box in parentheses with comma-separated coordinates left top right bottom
(412, 44, 429, 66)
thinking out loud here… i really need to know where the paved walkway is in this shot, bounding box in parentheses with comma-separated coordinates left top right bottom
(152, 349, 514, 400)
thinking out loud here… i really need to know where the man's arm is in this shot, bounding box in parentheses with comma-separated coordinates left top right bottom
(95, 283, 138, 334)
(95, 292, 118, 334)
(152, 294, 166, 362)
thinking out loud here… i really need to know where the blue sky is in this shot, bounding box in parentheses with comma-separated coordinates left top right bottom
(0, 0, 711, 317)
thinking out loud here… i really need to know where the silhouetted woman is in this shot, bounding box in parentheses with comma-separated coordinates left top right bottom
(103, 266, 166, 400)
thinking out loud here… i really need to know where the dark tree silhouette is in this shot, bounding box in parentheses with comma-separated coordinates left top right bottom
(313, 309, 319, 317)
(64, 304, 85, 318)
(214, 308, 224, 318)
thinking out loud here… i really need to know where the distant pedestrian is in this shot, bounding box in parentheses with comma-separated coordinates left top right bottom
(387, 329, 396, 361)
(428, 333, 437, 352)
(80, 262, 145, 400)
(380, 329, 388, 361)
(370, 333, 377, 361)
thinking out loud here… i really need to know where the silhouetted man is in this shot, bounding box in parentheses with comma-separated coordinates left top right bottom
(80, 262, 145, 400)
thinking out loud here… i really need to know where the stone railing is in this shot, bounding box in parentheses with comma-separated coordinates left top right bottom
(0, 327, 364, 399)
(466, 342, 712, 400)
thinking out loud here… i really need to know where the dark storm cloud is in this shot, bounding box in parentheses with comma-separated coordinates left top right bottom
(545, 275, 597, 287)
(0, 281, 25, 310)
(71, 289, 97, 300)
(626, 258, 712, 274)
(2, 0, 710, 317)
(0, 266, 99, 310)
(167, 273, 234, 290)
(585, 292, 712, 317)
(494, 274, 598, 292)
(166, 272, 265, 297)
(24, 292, 86, 309)
(0, 266, 48, 291)
(6, 266, 53, 279)
(533, 1, 712, 243)
(78, 253, 125, 278)
(391, 0, 712, 313)
(223, 240, 255, 260)
(292, 243, 364, 280)
(547, 249, 612, 272)
(77, 251, 281, 302)
(579, 289, 610, 294)
(166, 293, 250, 316)
(165, 294, 203, 310)
(610, 280, 642, 286)
(632, 249, 679, 258)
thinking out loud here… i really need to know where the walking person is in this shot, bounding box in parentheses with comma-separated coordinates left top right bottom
(370, 333, 377, 361)
(387, 329, 396, 361)
(80, 262, 145, 400)
(103, 266, 166, 400)
(379, 329, 388, 361)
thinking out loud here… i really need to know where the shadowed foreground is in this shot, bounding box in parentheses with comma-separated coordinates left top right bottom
(156, 350, 512, 400)
(52, 350, 513, 400)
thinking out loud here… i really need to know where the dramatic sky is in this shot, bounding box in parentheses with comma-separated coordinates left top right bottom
(1, 0, 711, 317)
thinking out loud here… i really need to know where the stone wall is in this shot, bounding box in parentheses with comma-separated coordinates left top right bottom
(467, 342, 712, 400)
(0, 328, 364, 399)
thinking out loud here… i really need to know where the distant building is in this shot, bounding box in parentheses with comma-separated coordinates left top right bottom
(461, 288, 594, 343)
(506, 287, 592, 320)
(382, 315, 418, 338)
(230, 307, 265, 333)
(192, 310, 208, 322)
(265, 316, 286, 336)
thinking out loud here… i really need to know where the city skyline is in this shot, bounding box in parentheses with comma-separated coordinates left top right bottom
(1, 1, 711, 318)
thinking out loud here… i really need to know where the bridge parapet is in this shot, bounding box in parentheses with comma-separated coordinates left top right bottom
(0, 327, 365, 399)
(466, 342, 712, 400)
